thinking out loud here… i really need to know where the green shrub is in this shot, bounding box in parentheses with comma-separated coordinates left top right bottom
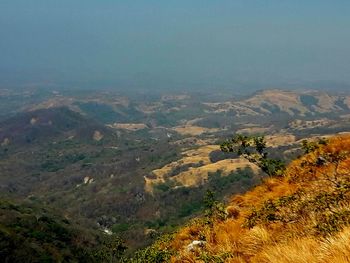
(112, 223, 130, 233)
(315, 210, 350, 236)
(128, 246, 171, 263)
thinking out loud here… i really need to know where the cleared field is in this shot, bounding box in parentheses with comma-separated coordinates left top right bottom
(289, 119, 333, 130)
(107, 123, 148, 131)
(173, 125, 219, 136)
(171, 158, 260, 187)
(144, 145, 219, 192)
(265, 134, 296, 147)
(236, 126, 271, 134)
(152, 145, 219, 177)
(145, 144, 261, 193)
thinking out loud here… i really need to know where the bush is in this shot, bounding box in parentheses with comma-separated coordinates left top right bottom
(316, 210, 350, 236)
(221, 134, 285, 177)
(112, 223, 130, 233)
(127, 235, 173, 263)
(128, 246, 171, 263)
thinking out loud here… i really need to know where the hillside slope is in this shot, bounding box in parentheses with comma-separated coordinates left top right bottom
(3, 88, 350, 252)
(203, 89, 350, 118)
(0, 107, 113, 147)
(0, 198, 126, 263)
(144, 135, 350, 262)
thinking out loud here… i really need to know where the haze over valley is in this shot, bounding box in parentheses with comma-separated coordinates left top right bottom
(2, 1, 350, 262)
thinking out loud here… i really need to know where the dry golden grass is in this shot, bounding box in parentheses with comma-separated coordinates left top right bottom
(144, 145, 219, 192)
(172, 158, 260, 187)
(107, 123, 147, 131)
(170, 137, 213, 147)
(256, 237, 319, 263)
(203, 101, 263, 115)
(256, 227, 350, 263)
(319, 227, 350, 263)
(244, 89, 308, 116)
(289, 119, 333, 130)
(265, 134, 296, 147)
(242, 226, 271, 256)
(204, 90, 348, 118)
(163, 135, 350, 262)
(173, 125, 219, 136)
(236, 127, 271, 135)
(314, 93, 339, 113)
(136, 102, 162, 114)
(145, 145, 261, 192)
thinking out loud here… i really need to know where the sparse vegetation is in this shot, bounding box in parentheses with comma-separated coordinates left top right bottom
(0, 198, 127, 263)
(3, 88, 350, 260)
(301, 137, 328, 154)
(221, 134, 286, 176)
(147, 135, 350, 262)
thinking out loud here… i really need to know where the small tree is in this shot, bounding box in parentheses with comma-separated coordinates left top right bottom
(221, 134, 285, 177)
(93, 235, 127, 263)
(203, 190, 216, 210)
(203, 190, 226, 222)
(301, 138, 328, 154)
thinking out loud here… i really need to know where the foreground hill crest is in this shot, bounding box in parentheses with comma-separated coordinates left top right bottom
(141, 135, 350, 263)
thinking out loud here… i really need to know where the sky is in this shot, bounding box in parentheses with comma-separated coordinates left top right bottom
(1, 0, 350, 91)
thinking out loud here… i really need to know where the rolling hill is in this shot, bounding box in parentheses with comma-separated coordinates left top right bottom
(0, 197, 126, 262)
(203, 89, 350, 118)
(143, 135, 350, 262)
(2, 87, 350, 253)
(0, 107, 113, 147)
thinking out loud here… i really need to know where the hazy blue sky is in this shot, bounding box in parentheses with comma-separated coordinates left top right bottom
(1, 1, 350, 91)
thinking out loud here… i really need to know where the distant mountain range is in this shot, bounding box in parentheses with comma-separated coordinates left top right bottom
(204, 89, 350, 117)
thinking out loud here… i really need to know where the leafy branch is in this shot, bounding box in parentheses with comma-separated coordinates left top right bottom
(220, 134, 285, 177)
